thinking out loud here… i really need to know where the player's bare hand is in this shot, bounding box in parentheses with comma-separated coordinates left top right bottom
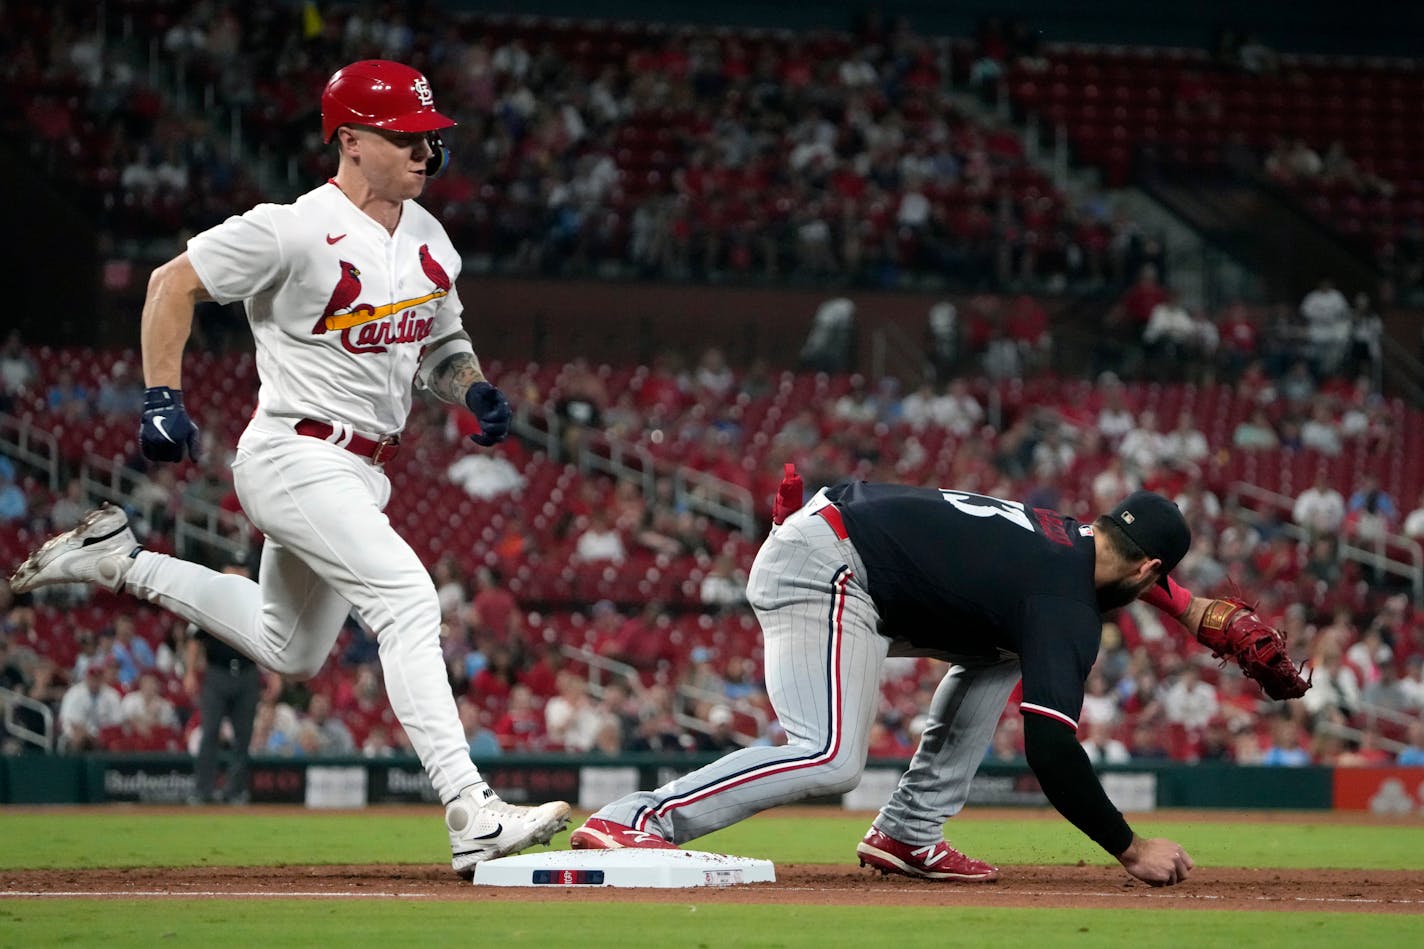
(1117, 835, 1194, 887)
(183, 672, 200, 697)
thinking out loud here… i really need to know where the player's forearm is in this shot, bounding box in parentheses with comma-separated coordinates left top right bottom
(141, 254, 208, 388)
(1139, 576, 1203, 628)
(1175, 595, 1210, 635)
(422, 332, 485, 403)
(1022, 713, 1135, 856)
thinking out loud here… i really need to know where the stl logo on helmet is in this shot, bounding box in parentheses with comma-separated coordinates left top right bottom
(312, 244, 451, 354)
(413, 76, 434, 107)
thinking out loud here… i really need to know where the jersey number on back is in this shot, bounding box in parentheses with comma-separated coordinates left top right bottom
(938, 490, 1036, 533)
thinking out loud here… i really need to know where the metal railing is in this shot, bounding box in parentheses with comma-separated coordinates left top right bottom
(674, 682, 767, 747)
(1, 686, 54, 753)
(870, 323, 929, 389)
(557, 645, 641, 697)
(1353, 700, 1420, 748)
(0, 413, 60, 490)
(1226, 481, 1424, 603)
(512, 401, 757, 536)
(0, 413, 246, 566)
(557, 645, 764, 746)
(1314, 718, 1409, 756)
(78, 452, 250, 566)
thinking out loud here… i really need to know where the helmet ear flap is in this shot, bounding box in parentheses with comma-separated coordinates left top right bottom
(425, 131, 450, 178)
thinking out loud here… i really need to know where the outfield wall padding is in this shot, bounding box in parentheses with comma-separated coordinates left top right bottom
(0, 754, 1344, 810)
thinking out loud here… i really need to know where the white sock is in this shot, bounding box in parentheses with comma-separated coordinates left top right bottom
(456, 781, 494, 806)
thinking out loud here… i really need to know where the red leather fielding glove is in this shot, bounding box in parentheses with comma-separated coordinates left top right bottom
(1197, 598, 1312, 701)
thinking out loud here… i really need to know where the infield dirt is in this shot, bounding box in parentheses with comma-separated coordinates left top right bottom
(5, 863, 1422, 914)
(5, 807, 1421, 914)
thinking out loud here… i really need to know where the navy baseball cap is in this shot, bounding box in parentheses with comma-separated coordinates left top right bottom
(1107, 491, 1191, 588)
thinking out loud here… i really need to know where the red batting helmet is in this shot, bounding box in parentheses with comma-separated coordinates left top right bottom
(321, 60, 455, 143)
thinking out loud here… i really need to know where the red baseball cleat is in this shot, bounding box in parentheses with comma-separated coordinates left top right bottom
(569, 818, 677, 850)
(856, 826, 1000, 881)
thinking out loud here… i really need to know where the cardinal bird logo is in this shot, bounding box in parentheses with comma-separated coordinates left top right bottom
(312, 246, 450, 354)
(419, 243, 451, 291)
(314, 261, 369, 334)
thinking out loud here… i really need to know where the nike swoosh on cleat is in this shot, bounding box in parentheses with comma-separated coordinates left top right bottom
(468, 823, 504, 840)
(81, 525, 129, 547)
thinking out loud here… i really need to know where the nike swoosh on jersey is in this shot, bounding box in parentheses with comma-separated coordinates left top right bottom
(152, 417, 174, 442)
(326, 233, 346, 244)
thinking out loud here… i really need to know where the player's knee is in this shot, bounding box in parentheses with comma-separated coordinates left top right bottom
(272, 653, 326, 680)
(806, 757, 865, 797)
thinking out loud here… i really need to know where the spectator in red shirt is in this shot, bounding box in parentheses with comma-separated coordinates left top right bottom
(491, 683, 545, 751)
(1119, 263, 1169, 330)
(468, 645, 518, 714)
(1214, 669, 1261, 730)
(518, 641, 562, 702)
(633, 351, 687, 419)
(1217, 302, 1260, 376)
(1006, 293, 1051, 373)
(337, 664, 398, 748)
(599, 601, 678, 677)
(1252, 534, 1303, 586)
(468, 566, 518, 643)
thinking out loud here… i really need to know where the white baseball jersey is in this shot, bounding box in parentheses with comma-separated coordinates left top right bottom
(187, 181, 465, 435)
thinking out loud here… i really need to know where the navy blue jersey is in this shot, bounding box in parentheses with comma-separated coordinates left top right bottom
(824, 480, 1101, 727)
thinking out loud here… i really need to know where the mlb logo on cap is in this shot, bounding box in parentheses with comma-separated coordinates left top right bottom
(1108, 491, 1191, 588)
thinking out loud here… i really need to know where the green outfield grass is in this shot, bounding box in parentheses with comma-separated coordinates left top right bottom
(0, 809, 1419, 871)
(1, 901, 1418, 948)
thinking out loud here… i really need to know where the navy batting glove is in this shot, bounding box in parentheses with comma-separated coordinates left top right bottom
(465, 381, 512, 447)
(140, 386, 201, 463)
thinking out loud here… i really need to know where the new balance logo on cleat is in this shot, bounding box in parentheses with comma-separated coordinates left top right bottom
(569, 818, 677, 850)
(912, 844, 948, 867)
(856, 827, 999, 882)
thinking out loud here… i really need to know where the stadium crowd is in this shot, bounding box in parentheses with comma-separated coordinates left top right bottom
(4, 294, 1424, 773)
(4, 3, 1424, 783)
(11, 4, 1424, 301)
(6, 2, 1157, 293)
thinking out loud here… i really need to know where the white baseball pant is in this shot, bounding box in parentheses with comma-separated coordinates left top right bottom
(124, 415, 479, 802)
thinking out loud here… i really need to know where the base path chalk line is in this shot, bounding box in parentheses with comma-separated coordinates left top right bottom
(5, 886, 1423, 907)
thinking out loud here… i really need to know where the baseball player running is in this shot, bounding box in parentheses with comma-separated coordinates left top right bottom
(572, 475, 1304, 886)
(11, 60, 569, 878)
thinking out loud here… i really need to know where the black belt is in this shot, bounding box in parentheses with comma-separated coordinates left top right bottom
(294, 419, 401, 464)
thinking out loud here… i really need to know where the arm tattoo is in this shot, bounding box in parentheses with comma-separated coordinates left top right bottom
(429, 351, 485, 404)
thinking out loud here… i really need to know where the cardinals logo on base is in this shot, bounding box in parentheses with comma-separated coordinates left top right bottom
(314, 244, 450, 354)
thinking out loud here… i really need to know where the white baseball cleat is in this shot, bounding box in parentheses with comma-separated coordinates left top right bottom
(10, 503, 138, 595)
(447, 786, 572, 879)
